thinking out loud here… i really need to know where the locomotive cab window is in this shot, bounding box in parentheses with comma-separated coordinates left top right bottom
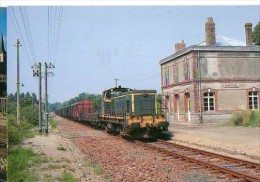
(105, 91, 111, 99)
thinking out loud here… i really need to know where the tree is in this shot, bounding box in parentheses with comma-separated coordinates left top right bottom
(253, 22, 260, 46)
(8, 93, 14, 102)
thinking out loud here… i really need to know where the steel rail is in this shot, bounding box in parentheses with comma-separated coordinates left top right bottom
(156, 139, 260, 170)
(135, 140, 260, 182)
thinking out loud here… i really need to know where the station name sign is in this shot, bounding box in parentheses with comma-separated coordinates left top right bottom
(223, 83, 239, 88)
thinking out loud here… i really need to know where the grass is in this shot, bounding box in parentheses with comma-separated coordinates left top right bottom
(50, 118, 58, 129)
(8, 147, 48, 181)
(86, 160, 104, 175)
(86, 161, 110, 182)
(57, 146, 66, 151)
(60, 172, 78, 182)
(230, 110, 260, 127)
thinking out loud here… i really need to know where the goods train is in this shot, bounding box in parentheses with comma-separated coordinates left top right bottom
(55, 86, 169, 138)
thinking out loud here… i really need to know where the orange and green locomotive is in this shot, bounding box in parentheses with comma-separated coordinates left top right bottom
(100, 86, 168, 138)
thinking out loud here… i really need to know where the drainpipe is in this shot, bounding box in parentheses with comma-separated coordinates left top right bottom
(198, 51, 203, 123)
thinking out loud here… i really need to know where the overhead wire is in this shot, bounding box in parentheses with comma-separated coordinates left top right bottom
(8, 7, 33, 66)
(23, 6, 37, 63)
(53, 6, 63, 65)
(19, 7, 36, 64)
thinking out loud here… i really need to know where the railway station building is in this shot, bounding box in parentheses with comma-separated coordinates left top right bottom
(160, 17, 260, 123)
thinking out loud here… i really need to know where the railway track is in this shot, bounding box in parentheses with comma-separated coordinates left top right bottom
(135, 139, 260, 182)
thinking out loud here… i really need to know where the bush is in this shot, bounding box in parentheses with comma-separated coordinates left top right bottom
(231, 113, 244, 126)
(21, 105, 38, 126)
(244, 110, 260, 127)
(230, 110, 260, 127)
(8, 115, 35, 145)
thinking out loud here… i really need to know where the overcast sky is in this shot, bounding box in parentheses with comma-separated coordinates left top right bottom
(7, 6, 260, 103)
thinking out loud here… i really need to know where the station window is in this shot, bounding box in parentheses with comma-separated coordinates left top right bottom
(203, 92, 215, 111)
(249, 91, 259, 110)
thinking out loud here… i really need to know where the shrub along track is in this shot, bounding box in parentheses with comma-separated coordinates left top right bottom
(135, 139, 260, 182)
(57, 115, 241, 181)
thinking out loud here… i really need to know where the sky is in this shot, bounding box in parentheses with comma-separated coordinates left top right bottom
(7, 6, 260, 103)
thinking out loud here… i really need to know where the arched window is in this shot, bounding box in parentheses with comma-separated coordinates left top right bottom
(249, 91, 259, 110)
(203, 92, 215, 111)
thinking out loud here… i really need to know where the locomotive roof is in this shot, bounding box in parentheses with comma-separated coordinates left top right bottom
(103, 87, 133, 92)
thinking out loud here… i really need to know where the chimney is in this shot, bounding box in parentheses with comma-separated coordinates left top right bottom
(245, 23, 253, 46)
(205, 17, 216, 46)
(175, 40, 186, 52)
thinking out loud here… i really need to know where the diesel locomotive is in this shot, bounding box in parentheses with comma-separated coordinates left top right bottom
(55, 86, 169, 138)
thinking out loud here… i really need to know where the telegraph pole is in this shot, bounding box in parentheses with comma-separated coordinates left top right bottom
(45, 63, 48, 133)
(39, 63, 43, 133)
(44, 62, 54, 133)
(15, 39, 21, 125)
(32, 63, 43, 133)
(114, 78, 119, 88)
(33, 62, 54, 134)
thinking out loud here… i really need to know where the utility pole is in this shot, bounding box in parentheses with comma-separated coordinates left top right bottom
(44, 62, 54, 133)
(114, 78, 119, 88)
(39, 62, 43, 133)
(45, 63, 48, 133)
(15, 39, 21, 125)
(32, 63, 43, 133)
(32, 62, 54, 134)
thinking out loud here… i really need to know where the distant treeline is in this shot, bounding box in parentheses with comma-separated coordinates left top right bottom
(48, 93, 102, 112)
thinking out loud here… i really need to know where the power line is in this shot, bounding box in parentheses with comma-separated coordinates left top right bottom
(8, 8, 33, 66)
(53, 6, 63, 65)
(23, 7, 37, 63)
(19, 7, 36, 63)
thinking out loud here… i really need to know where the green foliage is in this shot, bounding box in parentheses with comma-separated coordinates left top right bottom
(231, 113, 243, 126)
(8, 148, 42, 182)
(60, 172, 77, 182)
(8, 92, 39, 126)
(57, 146, 66, 151)
(48, 102, 62, 112)
(86, 161, 104, 175)
(244, 111, 260, 127)
(50, 92, 102, 112)
(21, 105, 38, 126)
(8, 115, 36, 145)
(253, 22, 260, 46)
(50, 118, 57, 129)
(230, 110, 260, 127)
(7, 101, 16, 114)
